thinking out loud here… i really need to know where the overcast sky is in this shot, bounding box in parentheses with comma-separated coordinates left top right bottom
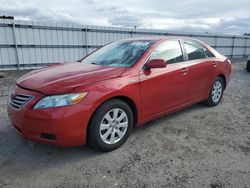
(0, 0, 249, 34)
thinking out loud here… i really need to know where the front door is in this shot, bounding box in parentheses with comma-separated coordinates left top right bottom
(139, 40, 189, 121)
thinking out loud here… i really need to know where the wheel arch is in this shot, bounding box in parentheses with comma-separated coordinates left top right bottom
(218, 74, 226, 89)
(113, 96, 138, 127)
(86, 95, 139, 143)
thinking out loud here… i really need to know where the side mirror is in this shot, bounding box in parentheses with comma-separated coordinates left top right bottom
(145, 59, 167, 70)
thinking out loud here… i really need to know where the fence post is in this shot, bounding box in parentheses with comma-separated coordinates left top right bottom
(12, 20, 20, 69)
(131, 30, 133, 38)
(214, 35, 218, 50)
(231, 36, 235, 58)
(244, 37, 247, 58)
(84, 27, 88, 55)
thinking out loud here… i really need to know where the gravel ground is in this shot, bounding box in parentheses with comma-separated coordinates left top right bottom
(0, 59, 249, 188)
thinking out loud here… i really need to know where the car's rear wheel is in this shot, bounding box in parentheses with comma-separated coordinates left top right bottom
(204, 77, 224, 107)
(88, 99, 133, 151)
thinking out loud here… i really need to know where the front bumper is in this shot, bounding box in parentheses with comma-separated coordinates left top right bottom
(7, 86, 94, 147)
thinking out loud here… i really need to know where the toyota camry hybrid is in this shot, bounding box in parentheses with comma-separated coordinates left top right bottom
(7, 37, 232, 151)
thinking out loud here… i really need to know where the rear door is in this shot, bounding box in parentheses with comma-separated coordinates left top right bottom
(139, 40, 189, 120)
(181, 40, 216, 102)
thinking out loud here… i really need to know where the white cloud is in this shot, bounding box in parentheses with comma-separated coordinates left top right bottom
(0, 0, 249, 34)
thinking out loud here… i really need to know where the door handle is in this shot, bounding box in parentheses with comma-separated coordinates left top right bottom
(212, 61, 217, 67)
(180, 67, 188, 75)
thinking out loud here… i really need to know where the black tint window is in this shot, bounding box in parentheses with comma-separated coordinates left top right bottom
(150, 40, 183, 64)
(183, 41, 206, 60)
(203, 47, 215, 58)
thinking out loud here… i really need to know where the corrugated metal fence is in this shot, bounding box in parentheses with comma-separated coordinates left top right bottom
(0, 19, 250, 70)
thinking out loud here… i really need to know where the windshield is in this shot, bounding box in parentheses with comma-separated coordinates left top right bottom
(82, 40, 154, 67)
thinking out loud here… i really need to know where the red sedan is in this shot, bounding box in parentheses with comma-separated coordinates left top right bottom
(7, 37, 232, 151)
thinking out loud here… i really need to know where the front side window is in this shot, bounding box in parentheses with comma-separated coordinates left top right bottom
(150, 40, 184, 64)
(183, 40, 207, 61)
(82, 40, 154, 67)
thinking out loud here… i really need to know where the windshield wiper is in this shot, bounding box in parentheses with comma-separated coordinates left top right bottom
(90, 62, 99, 65)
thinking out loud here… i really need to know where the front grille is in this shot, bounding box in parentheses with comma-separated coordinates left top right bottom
(10, 94, 33, 109)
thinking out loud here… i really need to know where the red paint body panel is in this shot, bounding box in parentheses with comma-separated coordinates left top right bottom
(17, 63, 126, 94)
(7, 37, 232, 147)
(7, 85, 97, 146)
(186, 59, 215, 101)
(140, 62, 189, 121)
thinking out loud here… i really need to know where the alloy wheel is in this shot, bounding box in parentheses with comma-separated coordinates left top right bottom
(99, 108, 128, 144)
(211, 80, 223, 103)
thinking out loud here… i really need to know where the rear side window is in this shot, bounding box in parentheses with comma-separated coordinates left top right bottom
(203, 47, 215, 58)
(150, 40, 184, 64)
(183, 41, 206, 60)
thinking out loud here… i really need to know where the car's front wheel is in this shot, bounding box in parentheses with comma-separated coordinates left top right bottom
(204, 77, 224, 107)
(88, 99, 133, 151)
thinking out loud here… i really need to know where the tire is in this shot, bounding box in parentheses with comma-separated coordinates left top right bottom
(88, 99, 133, 152)
(204, 77, 224, 107)
(246, 60, 250, 72)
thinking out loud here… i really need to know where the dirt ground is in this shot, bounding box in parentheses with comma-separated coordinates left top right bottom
(0, 59, 249, 188)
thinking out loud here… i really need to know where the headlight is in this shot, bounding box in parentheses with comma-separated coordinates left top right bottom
(33, 92, 87, 109)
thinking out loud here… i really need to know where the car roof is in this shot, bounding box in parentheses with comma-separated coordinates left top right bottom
(119, 36, 203, 43)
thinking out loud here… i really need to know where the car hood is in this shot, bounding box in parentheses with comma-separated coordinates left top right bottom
(17, 62, 126, 94)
